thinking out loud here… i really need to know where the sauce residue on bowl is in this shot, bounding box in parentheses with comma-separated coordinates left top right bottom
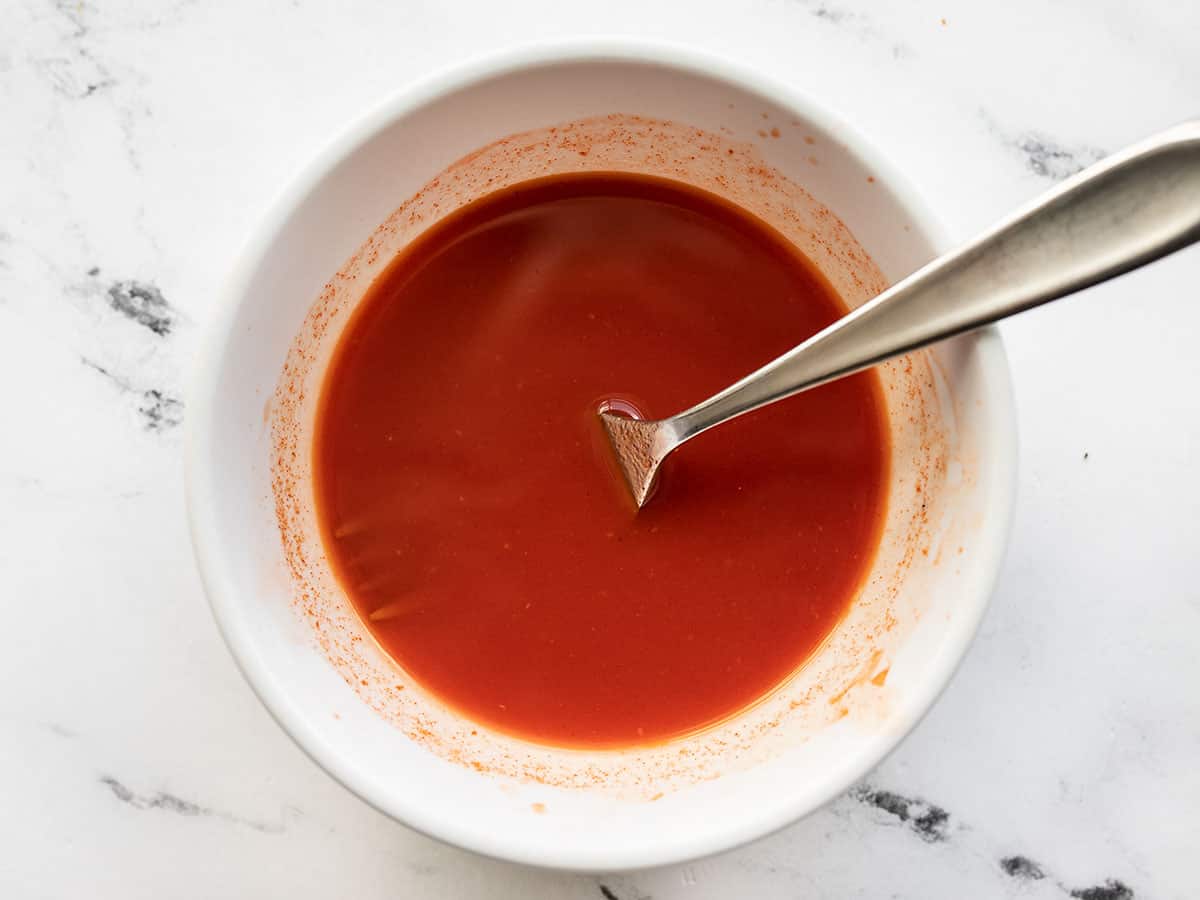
(313, 173, 889, 749)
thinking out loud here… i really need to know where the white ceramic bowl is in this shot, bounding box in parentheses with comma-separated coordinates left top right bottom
(187, 41, 1016, 871)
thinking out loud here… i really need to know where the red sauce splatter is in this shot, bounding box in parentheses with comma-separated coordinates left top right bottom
(314, 173, 889, 748)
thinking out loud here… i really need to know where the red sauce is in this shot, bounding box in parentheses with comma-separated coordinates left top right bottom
(314, 173, 889, 748)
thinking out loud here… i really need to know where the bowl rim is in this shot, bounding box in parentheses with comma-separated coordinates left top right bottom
(185, 36, 1017, 872)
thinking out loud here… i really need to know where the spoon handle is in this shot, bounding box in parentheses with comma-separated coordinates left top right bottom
(673, 121, 1200, 443)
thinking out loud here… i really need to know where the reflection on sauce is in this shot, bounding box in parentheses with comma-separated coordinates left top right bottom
(314, 173, 889, 748)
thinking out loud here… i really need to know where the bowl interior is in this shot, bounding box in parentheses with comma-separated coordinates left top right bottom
(189, 48, 1014, 870)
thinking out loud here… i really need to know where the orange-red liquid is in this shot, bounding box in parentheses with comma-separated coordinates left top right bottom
(314, 174, 889, 748)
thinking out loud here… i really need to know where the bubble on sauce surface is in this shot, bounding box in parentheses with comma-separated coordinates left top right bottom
(596, 397, 647, 421)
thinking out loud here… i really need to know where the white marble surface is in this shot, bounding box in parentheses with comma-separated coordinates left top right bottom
(3, 1, 1199, 897)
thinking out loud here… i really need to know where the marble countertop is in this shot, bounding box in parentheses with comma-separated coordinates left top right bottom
(3, 1, 1198, 897)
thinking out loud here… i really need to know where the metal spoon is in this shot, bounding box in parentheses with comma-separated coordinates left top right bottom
(599, 121, 1200, 508)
